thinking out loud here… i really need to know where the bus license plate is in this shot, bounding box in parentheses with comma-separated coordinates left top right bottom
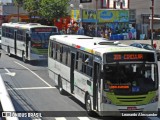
(127, 106, 137, 110)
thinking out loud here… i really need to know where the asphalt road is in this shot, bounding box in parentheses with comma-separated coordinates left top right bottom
(0, 50, 160, 120)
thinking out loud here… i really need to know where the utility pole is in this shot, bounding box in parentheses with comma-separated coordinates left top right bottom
(151, 0, 154, 47)
(95, 0, 98, 37)
(17, 3, 19, 22)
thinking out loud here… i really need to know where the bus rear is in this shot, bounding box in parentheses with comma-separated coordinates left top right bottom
(101, 51, 159, 116)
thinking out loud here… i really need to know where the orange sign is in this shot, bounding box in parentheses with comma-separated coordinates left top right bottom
(113, 54, 143, 61)
(109, 85, 129, 89)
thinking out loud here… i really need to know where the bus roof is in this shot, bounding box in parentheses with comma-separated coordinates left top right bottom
(50, 35, 154, 56)
(2, 22, 58, 30)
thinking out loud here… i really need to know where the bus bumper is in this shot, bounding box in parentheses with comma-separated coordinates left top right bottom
(98, 102, 158, 116)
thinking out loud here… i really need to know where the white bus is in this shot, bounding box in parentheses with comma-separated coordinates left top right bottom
(48, 35, 159, 116)
(1, 22, 58, 62)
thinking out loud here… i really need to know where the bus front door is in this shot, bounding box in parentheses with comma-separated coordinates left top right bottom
(14, 30, 17, 55)
(93, 62, 101, 111)
(70, 52, 75, 94)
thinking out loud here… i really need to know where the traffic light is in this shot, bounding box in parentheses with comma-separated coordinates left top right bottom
(80, 0, 92, 3)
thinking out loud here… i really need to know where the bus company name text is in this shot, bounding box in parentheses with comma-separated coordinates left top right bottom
(2, 112, 42, 118)
(122, 113, 157, 116)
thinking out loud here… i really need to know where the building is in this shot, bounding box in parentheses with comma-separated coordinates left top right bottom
(0, 3, 28, 26)
(69, 0, 160, 39)
(69, 0, 132, 39)
(130, 0, 160, 39)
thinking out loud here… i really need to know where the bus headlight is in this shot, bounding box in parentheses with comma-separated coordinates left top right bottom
(150, 95, 158, 103)
(102, 96, 112, 104)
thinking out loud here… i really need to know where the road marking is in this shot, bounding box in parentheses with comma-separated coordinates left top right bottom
(4, 67, 16, 76)
(78, 117, 90, 120)
(7, 86, 56, 91)
(14, 61, 52, 87)
(55, 117, 67, 120)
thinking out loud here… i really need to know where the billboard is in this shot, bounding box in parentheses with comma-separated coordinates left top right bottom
(98, 10, 129, 23)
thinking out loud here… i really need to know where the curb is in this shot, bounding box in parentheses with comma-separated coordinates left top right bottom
(0, 75, 18, 120)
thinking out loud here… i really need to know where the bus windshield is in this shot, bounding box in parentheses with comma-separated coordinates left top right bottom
(103, 63, 158, 95)
(31, 28, 57, 49)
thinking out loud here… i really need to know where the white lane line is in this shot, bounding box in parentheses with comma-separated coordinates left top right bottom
(7, 86, 56, 91)
(4, 67, 11, 73)
(78, 117, 90, 120)
(14, 61, 52, 87)
(55, 117, 67, 120)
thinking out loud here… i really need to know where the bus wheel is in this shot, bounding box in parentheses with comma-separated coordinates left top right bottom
(22, 52, 27, 63)
(58, 75, 65, 95)
(85, 94, 93, 116)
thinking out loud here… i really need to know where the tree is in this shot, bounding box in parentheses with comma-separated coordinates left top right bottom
(39, 0, 70, 21)
(14, 0, 70, 24)
(23, 0, 41, 22)
(13, 0, 24, 22)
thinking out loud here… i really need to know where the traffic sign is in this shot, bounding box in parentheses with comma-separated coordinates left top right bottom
(80, 0, 92, 3)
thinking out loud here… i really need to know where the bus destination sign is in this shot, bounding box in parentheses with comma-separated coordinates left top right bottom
(32, 28, 53, 32)
(106, 52, 155, 62)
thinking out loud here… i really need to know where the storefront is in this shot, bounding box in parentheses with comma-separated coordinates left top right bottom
(71, 9, 136, 40)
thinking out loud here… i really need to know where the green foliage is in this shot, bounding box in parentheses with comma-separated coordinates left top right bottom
(16, 0, 70, 21)
(39, 0, 70, 20)
(13, 0, 24, 6)
(23, 0, 40, 17)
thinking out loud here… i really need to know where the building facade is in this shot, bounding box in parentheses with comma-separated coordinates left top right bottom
(0, 3, 28, 25)
(70, 0, 160, 39)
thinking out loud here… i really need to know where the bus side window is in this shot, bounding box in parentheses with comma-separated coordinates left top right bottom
(67, 48, 71, 67)
(76, 52, 83, 71)
(49, 41, 53, 58)
(86, 56, 93, 77)
(54, 43, 58, 60)
(62, 46, 67, 65)
(57, 44, 62, 62)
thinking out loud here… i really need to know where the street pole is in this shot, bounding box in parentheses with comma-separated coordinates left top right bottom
(17, 3, 19, 22)
(95, 0, 98, 37)
(79, 4, 83, 28)
(151, 0, 154, 47)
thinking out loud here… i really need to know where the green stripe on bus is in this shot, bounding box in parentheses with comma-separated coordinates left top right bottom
(31, 48, 48, 55)
(106, 91, 156, 106)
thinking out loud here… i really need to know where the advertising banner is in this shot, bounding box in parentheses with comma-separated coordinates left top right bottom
(98, 10, 129, 23)
(82, 9, 97, 22)
(71, 10, 80, 21)
(71, 9, 129, 23)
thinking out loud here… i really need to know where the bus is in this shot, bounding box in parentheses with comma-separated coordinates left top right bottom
(48, 35, 159, 116)
(1, 22, 58, 62)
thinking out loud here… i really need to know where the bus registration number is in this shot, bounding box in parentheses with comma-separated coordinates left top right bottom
(127, 106, 137, 110)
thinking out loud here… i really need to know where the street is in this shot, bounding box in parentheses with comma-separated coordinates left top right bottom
(0, 50, 160, 120)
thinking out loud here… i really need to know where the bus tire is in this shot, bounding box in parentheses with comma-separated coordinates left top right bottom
(58, 75, 65, 95)
(85, 94, 94, 116)
(7, 46, 12, 57)
(22, 52, 27, 63)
